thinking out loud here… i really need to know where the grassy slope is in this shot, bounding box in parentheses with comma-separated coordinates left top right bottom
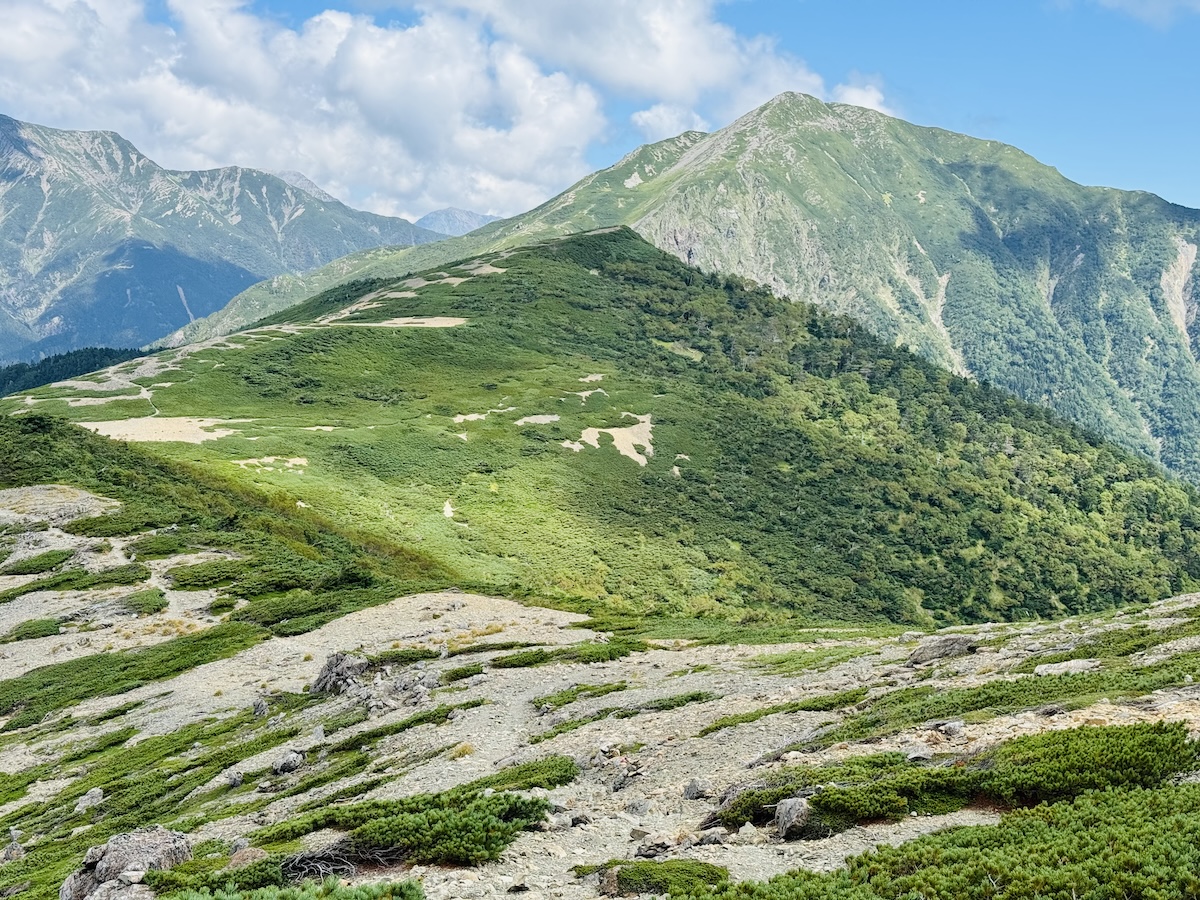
(14, 228, 1200, 627)
(176, 94, 1200, 485)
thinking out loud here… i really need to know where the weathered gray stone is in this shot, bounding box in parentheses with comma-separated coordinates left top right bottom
(272, 750, 304, 775)
(907, 635, 977, 666)
(1033, 659, 1101, 677)
(60, 827, 190, 900)
(74, 788, 104, 814)
(683, 778, 712, 800)
(312, 653, 369, 695)
(774, 797, 811, 839)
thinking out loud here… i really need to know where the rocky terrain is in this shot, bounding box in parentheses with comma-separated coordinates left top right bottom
(2, 485, 1199, 899)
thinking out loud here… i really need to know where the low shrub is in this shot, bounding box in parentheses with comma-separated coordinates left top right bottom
(2, 618, 61, 642)
(0, 549, 73, 575)
(124, 588, 168, 616)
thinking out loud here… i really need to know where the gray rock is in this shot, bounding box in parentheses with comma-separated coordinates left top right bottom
(271, 750, 304, 775)
(1, 841, 24, 863)
(624, 798, 650, 815)
(1033, 658, 1101, 677)
(74, 788, 104, 814)
(635, 831, 676, 858)
(905, 745, 935, 761)
(312, 653, 369, 695)
(60, 827, 190, 900)
(251, 697, 269, 717)
(774, 797, 811, 839)
(906, 635, 977, 666)
(683, 778, 712, 800)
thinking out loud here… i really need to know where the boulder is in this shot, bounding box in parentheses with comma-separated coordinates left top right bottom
(272, 750, 304, 775)
(635, 831, 677, 858)
(1034, 659, 1101, 677)
(252, 697, 269, 717)
(906, 635, 977, 666)
(312, 653, 369, 695)
(60, 827, 190, 900)
(74, 788, 104, 814)
(683, 778, 712, 800)
(774, 797, 811, 839)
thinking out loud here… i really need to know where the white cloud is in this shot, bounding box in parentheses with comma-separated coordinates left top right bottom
(833, 78, 898, 117)
(631, 104, 710, 141)
(1093, 0, 1200, 23)
(0, 0, 894, 218)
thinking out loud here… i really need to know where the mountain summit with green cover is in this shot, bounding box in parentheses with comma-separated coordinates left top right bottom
(181, 92, 1200, 480)
(13, 228, 1200, 627)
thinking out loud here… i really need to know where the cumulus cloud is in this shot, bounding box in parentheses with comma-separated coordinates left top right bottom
(0, 0, 895, 218)
(833, 77, 898, 117)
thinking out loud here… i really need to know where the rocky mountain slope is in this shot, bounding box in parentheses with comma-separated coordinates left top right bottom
(0, 115, 447, 364)
(177, 93, 1200, 482)
(0, 467, 1198, 899)
(4, 230, 1200, 899)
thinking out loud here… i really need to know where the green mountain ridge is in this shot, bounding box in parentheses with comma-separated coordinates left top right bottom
(0, 115, 448, 364)
(175, 93, 1200, 481)
(15, 228, 1200, 627)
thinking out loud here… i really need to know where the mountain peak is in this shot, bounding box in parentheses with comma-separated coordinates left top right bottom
(275, 170, 339, 204)
(415, 207, 501, 236)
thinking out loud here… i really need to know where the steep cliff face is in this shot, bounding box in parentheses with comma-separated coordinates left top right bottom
(180, 94, 1200, 478)
(0, 115, 445, 362)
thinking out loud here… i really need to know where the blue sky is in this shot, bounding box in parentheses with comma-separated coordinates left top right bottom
(3, 0, 1198, 216)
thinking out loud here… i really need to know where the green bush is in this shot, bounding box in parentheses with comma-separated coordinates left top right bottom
(534, 682, 627, 710)
(0, 563, 150, 603)
(164, 879, 423, 900)
(2, 618, 61, 642)
(716, 723, 1198, 835)
(680, 785, 1200, 900)
(124, 588, 168, 616)
(0, 549, 73, 575)
(325, 701, 484, 754)
(127, 532, 192, 559)
(610, 860, 729, 894)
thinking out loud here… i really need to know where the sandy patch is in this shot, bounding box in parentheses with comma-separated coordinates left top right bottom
(563, 389, 608, 404)
(232, 457, 307, 472)
(305, 426, 336, 432)
(318, 298, 383, 324)
(458, 259, 507, 276)
(455, 432, 468, 441)
(579, 374, 605, 383)
(514, 415, 560, 426)
(79, 417, 243, 444)
(564, 413, 654, 466)
(443, 500, 456, 519)
(454, 407, 516, 424)
(0, 486, 118, 527)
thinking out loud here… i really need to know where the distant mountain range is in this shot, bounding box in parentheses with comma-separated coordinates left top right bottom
(177, 92, 1200, 481)
(0, 115, 449, 363)
(414, 208, 500, 236)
